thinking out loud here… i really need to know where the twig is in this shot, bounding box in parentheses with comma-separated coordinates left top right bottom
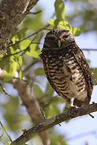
(25, 10, 42, 15)
(40, 108, 47, 120)
(10, 103, 97, 145)
(82, 48, 97, 51)
(23, 59, 40, 73)
(20, 35, 38, 56)
(0, 36, 39, 63)
(0, 48, 26, 63)
(7, 25, 49, 48)
(0, 83, 12, 97)
(0, 121, 12, 143)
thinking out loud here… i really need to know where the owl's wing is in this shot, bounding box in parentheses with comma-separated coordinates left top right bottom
(72, 47, 96, 98)
(76, 48, 96, 85)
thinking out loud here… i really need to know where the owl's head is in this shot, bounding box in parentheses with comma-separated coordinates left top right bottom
(43, 29, 75, 50)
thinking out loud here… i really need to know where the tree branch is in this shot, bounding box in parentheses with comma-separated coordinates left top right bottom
(0, 0, 39, 51)
(0, 69, 50, 145)
(82, 48, 97, 51)
(10, 103, 97, 145)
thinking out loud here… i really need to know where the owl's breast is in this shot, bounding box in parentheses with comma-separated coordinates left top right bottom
(63, 56, 87, 101)
(43, 50, 87, 102)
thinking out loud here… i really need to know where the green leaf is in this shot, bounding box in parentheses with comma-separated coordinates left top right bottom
(26, 45, 41, 58)
(52, 96, 64, 104)
(0, 57, 10, 69)
(0, 47, 22, 80)
(46, 104, 60, 118)
(54, 0, 65, 20)
(11, 33, 19, 42)
(54, 19, 60, 29)
(33, 84, 44, 99)
(17, 27, 28, 40)
(11, 27, 28, 43)
(19, 40, 31, 51)
(51, 132, 67, 145)
(18, 55, 23, 66)
(3, 56, 18, 82)
(59, 21, 81, 36)
(48, 19, 59, 29)
(3, 96, 20, 131)
(34, 68, 45, 76)
(71, 27, 81, 36)
(45, 82, 54, 97)
(59, 20, 71, 31)
(38, 82, 54, 103)
(48, 19, 54, 27)
(23, 12, 44, 31)
(19, 69, 23, 80)
(19, 39, 41, 58)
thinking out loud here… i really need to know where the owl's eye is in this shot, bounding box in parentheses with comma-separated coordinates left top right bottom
(49, 37, 56, 41)
(62, 35, 69, 39)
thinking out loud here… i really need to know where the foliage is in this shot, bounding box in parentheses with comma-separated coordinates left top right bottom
(48, 0, 81, 36)
(0, 0, 97, 144)
(50, 130, 67, 145)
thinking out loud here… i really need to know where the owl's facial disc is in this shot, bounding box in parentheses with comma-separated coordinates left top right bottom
(44, 29, 75, 50)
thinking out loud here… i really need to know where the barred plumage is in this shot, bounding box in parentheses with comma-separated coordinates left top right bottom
(40, 29, 96, 107)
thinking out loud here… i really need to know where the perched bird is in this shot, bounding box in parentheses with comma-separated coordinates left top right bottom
(40, 29, 96, 107)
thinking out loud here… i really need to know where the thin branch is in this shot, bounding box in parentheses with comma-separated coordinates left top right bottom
(82, 48, 97, 51)
(14, 10, 42, 17)
(25, 10, 42, 15)
(40, 108, 47, 120)
(0, 121, 12, 143)
(0, 47, 28, 63)
(0, 83, 12, 97)
(10, 103, 97, 145)
(7, 25, 49, 48)
(0, 36, 39, 63)
(20, 35, 38, 56)
(23, 59, 40, 73)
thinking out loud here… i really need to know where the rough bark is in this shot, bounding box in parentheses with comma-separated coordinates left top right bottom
(0, 0, 38, 51)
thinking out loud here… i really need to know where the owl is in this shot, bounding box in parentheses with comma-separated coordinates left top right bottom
(40, 29, 96, 107)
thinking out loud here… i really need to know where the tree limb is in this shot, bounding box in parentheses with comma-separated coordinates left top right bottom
(10, 103, 97, 145)
(0, 69, 50, 145)
(0, 0, 39, 51)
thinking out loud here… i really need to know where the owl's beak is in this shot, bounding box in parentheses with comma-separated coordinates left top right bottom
(58, 39, 61, 48)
